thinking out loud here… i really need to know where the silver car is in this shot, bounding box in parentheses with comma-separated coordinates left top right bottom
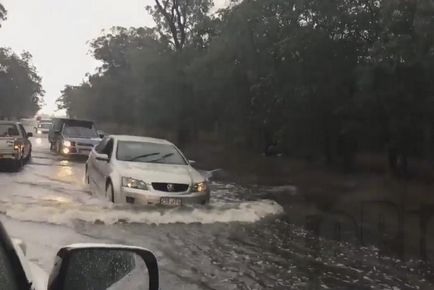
(0, 121, 33, 171)
(85, 135, 210, 206)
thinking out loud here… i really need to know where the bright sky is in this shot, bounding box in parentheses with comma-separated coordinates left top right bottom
(0, 0, 227, 116)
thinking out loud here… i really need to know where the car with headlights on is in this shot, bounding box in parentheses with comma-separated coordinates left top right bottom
(49, 118, 101, 156)
(85, 135, 210, 206)
(35, 121, 52, 135)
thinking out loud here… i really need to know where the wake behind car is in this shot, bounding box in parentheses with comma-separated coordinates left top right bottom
(0, 121, 32, 171)
(86, 135, 210, 206)
(49, 118, 101, 156)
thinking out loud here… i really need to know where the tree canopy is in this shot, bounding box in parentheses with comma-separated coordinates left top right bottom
(57, 0, 434, 173)
(0, 3, 44, 119)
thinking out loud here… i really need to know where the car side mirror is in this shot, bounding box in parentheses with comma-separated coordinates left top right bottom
(26, 132, 33, 138)
(47, 244, 159, 290)
(96, 153, 109, 162)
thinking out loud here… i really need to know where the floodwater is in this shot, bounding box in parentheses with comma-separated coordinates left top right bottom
(0, 137, 433, 289)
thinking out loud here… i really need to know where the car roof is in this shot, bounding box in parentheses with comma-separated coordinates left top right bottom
(110, 135, 173, 145)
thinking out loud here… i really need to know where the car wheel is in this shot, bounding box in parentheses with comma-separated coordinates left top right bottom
(13, 159, 23, 172)
(106, 182, 115, 203)
(24, 150, 31, 164)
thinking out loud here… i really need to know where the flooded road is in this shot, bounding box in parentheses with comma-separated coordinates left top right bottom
(0, 137, 433, 289)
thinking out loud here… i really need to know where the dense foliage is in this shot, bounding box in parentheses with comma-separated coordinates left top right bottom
(0, 4, 44, 119)
(57, 0, 434, 173)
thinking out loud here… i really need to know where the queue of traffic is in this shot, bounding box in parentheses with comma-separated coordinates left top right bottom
(0, 117, 210, 207)
(0, 117, 169, 290)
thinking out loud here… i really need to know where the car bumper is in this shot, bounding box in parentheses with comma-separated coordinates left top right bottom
(61, 151, 90, 157)
(121, 188, 210, 206)
(60, 147, 92, 156)
(0, 152, 19, 161)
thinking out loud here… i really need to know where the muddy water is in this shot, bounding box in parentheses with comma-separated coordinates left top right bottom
(0, 137, 433, 289)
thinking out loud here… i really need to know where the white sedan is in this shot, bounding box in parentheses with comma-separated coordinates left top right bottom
(85, 135, 210, 206)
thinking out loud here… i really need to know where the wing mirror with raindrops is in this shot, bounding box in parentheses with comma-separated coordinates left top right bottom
(47, 244, 159, 290)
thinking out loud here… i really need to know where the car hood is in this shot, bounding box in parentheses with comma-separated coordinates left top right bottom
(64, 137, 101, 145)
(116, 161, 204, 184)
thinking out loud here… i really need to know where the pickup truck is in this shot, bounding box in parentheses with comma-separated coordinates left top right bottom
(49, 118, 102, 156)
(0, 121, 32, 170)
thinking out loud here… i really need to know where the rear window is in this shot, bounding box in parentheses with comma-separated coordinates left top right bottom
(0, 124, 19, 137)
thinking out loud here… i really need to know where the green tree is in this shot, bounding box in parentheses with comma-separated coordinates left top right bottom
(146, 0, 213, 50)
(0, 49, 44, 119)
(0, 3, 6, 27)
(57, 0, 434, 174)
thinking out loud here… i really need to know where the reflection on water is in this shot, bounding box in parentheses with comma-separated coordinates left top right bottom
(35, 138, 42, 145)
(60, 160, 70, 167)
(58, 165, 73, 178)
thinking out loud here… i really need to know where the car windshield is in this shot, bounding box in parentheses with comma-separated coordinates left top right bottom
(0, 124, 19, 137)
(2, 1, 434, 290)
(63, 126, 98, 138)
(117, 141, 187, 165)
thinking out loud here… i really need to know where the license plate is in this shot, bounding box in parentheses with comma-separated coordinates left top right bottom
(160, 197, 182, 206)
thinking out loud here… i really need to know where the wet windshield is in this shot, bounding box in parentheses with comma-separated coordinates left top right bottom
(63, 126, 98, 138)
(117, 141, 187, 165)
(0, 124, 19, 137)
(0, 0, 433, 290)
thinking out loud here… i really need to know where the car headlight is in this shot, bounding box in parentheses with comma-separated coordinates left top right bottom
(37, 130, 42, 134)
(63, 140, 72, 147)
(122, 177, 148, 190)
(193, 182, 208, 193)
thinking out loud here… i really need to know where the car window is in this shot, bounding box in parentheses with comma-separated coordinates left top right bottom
(0, 124, 19, 137)
(63, 126, 98, 138)
(116, 141, 187, 165)
(18, 125, 26, 137)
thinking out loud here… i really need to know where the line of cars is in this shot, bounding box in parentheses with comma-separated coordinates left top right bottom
(1, 117, 210, 206)
(0, 118, 164, 289)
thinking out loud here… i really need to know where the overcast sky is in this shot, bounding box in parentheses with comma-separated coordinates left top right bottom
(0, 0, 227, 115)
